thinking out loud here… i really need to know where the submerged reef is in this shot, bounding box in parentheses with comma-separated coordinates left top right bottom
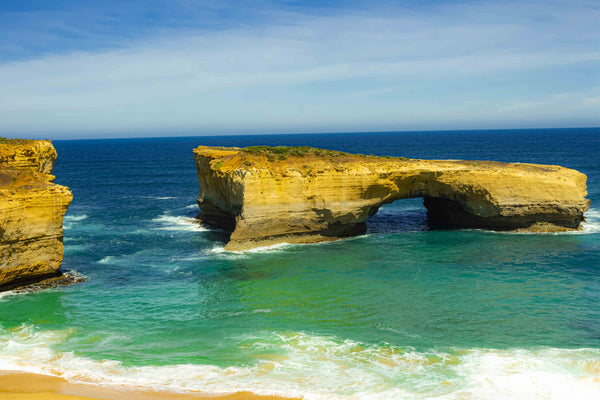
(0, 139, 73, 290)
(194, 145, 590, 251)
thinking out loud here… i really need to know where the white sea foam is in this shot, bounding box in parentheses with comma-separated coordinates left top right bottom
(63, 214, 89, 230)
(235, 242, 293, 254)
(141, 196, 178, 200)
(1, 325, 599, 400)
(0, 290, 24, 300)
(205, 245, 249, 260)
(579, 208, 600, 234)
(453, 348, 600, 400)
(205, 243, 293, 258)
(225, 309, 273, 317)
(97, 256, 116, 264)
(376, 326, 420, 338)
(542, 208, 600, 235)
(64, 214, 89, 222)
(185, 204, 199, 209)
(64, 244, 87, 252)
(474, 208, 600, 237)
(97, 251, 177, 268)
(207, 236, 366, 257)
(0, 271, 86, 300)
(151, 214, 208, 232)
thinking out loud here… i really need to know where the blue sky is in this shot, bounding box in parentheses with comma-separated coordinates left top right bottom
(1, 0, 598, 139)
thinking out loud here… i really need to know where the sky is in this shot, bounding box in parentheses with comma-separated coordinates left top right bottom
(0, 0, 598, 139)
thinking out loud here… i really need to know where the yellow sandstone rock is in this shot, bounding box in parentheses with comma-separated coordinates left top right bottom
(194, 145, 590, 251)
(0, 139, 72, 290)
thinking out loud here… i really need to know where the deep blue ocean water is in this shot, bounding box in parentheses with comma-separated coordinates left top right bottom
(1, 128, 599, 399)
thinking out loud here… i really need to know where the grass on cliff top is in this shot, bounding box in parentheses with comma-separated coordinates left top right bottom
(240, 145, 409, 162)
(0, 138, 36, 145)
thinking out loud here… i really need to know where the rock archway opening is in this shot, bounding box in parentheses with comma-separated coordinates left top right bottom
(366, 197, 467, 235)
(366, 198, 430, 234)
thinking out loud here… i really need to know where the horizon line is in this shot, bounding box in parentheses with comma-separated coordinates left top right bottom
(22, 125, 600, 142)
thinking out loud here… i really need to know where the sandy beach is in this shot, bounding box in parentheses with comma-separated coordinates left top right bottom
(0, 371, 300, 400)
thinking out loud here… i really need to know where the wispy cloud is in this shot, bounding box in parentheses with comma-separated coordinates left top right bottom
(0, 0, 598, 137)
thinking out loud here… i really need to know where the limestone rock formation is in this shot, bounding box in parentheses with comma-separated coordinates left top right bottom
(0, 139, 73, 290)
(194, 145, 590, 251)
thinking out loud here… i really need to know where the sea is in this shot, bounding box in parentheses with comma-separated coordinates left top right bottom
(1, 128, 599, 399)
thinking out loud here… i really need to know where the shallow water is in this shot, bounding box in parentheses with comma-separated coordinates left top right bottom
(1, 128, 599, 399)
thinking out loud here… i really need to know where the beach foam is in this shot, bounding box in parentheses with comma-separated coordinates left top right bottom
(1, 325, 598, 400)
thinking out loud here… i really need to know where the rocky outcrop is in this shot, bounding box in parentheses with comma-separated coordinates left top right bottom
(0, 139, 73, 290)
(194, 146, 590, 251)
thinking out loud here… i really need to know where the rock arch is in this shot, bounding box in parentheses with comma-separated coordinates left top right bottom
(194, 146, 590, 251)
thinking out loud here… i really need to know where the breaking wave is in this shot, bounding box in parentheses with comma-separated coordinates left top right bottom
(1, 325, 599, 400)
(151, 214, 208, 232)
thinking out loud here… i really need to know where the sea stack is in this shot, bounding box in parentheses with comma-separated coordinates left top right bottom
(194, 145, 590, 251)
(0, 139, 73, 290)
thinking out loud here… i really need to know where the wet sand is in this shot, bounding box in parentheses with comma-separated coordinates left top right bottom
(0, 371, 301, 400)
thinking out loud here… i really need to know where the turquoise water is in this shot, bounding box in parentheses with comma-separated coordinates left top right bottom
(1, 129, 599, 399)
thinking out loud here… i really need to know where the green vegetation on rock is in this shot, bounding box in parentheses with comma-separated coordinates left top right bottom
(0, 138, 35, 145)
(242, 145, 350, 161)
(240, 145, 411, 162)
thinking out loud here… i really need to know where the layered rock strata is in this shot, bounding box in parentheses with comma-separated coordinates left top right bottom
(194, 146, 590, 251)
(0, 139, 73, 290)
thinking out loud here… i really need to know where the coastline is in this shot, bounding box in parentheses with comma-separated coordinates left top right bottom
(0, 371, 301, 400)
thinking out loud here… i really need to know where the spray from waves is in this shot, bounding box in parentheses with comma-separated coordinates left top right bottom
(1, 325, 599, 400)
(579, 208, 600, 234)
(151, 213, 208, 232)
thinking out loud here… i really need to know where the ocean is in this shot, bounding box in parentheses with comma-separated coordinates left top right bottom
(1, 128, 599, 399)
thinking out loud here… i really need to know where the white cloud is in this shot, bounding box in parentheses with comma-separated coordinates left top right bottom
(0, 0, 598, 137)
(581, 96, 600, 107)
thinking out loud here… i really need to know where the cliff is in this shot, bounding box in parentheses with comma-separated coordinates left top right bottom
(194, 145, 590, 251)
(0, 139, 73, 290)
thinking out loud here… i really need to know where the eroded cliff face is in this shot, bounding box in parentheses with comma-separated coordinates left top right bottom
(0, 139, 73, 290)
(194, 146, 590, 251)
